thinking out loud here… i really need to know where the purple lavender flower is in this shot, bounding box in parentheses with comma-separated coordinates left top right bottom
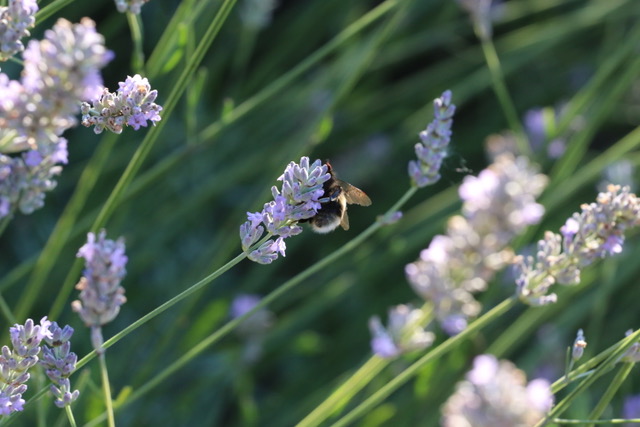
(0, 139, 68, 219)
(1, 17, 112, 154)
(407, 151, 547, 334)
(240, 157, 331, 264)
(81, 74, 162, 134)
(408, 90, 455, 188)
(39, 322, 79, 408)
(0, 0, 38, 61)
(0, 318, 52, 415)
(572, 329, 587, 361)
(515, 185, 640, 306)
(229, 294, 275, 363)
(114, 0, 151, 14)
(621, 330, 640, 363)
(623, 394, 640, 427)
(442, 354, 553, 426)
(239, 0, 278, 29)
(456, 0, 496, 40)
(368, 305, 434, 359)
(72, 230, 128, 328)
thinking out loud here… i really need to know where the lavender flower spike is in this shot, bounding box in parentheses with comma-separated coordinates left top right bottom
(81, 74, 163, 134)
(241, 157, 331, 264)
(368, 305, 434, 358)
(114, 0, 151, 14)
(72, 230, 128, 328)
(516, 185, 640, 306)
(0, 0, 38, 61)
(408, 90, 455, 188)
(407, 151, 547, 334)
(442, 354, 553, 426)
(39, 322, 80, 408)
(0, 317, 52, 415)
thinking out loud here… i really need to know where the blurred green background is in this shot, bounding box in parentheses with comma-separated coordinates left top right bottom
(2, 0, 640, 425)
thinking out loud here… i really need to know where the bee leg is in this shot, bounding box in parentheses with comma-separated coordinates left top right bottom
(328, 187, 342, 201)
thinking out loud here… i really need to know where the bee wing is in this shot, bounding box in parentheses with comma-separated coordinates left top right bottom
(339, 181, 372, 206)
(340, 210, 350, 230)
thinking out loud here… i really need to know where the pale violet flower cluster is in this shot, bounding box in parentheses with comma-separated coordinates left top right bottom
(38, 322, 79, 408)
(72, 230, 128, 350)
(0, 318, 51, 415)
(456, 0, 501, 41)
(240, 157, 331, 264)
(239, 0, 278, 30)
(515, 184, 640, 306)
(230, 294, 275, 363)
(0, 18, 112, 220)
(114, 0, 150, 14)
(81, 74, 163, 134)
(408, 90, 455, 188)
(523, 104, 586, 160)
(0, 0, 37, 61)
(0, 318, 77, 415)
(620, 330, 640, 364)
(441, 354, 553, 426)
(368, 305, 435, 359)
(0, 139, 68, 219)
(406, 152, 547, 334)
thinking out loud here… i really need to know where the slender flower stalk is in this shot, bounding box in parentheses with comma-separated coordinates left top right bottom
(72, 230, 127, 427)
(240, 156, 331, 264)
(515, 184, 640, 305)
(407, 149, 547, 334)
(81, 74, 163, 134)
(408, 90, 455, 187)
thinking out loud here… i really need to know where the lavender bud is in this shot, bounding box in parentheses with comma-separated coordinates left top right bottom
(0, 317, 52, 415)
(368, 305, 434, 359)
(72, 230, 128, 328)
(0, 0, 38, 61)
(572, 329, 587, 361)
(241, 157, 331, 263)
(81, 74, 162, 134)
(516, 185, 640, 305)
(39, 322, 79, 408)
(114, 0, 151, 14)
(409, 91, 455, 188)
(407, 152, 547, 333)
(442, 354, 553, 426)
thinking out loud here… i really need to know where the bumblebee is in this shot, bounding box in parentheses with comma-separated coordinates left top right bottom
(302, 162, 371, 233)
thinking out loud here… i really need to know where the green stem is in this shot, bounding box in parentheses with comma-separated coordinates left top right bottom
(75, 250, 247, 371)
(297, 357, 389, 427)
(536, 329, 640, 427)
(554, 418, 640, 425)
(36, 0, 74, 22)
(328, 297, 518, 427)
(0, 293, 15, 324)
(65, 405, 77, 427)
(127, 12, 145, 74)
(585, 362, 635, 427)
(98, 348, 115, 427)
(479, 37, 530, 156)
(0, 214, 10, 238)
